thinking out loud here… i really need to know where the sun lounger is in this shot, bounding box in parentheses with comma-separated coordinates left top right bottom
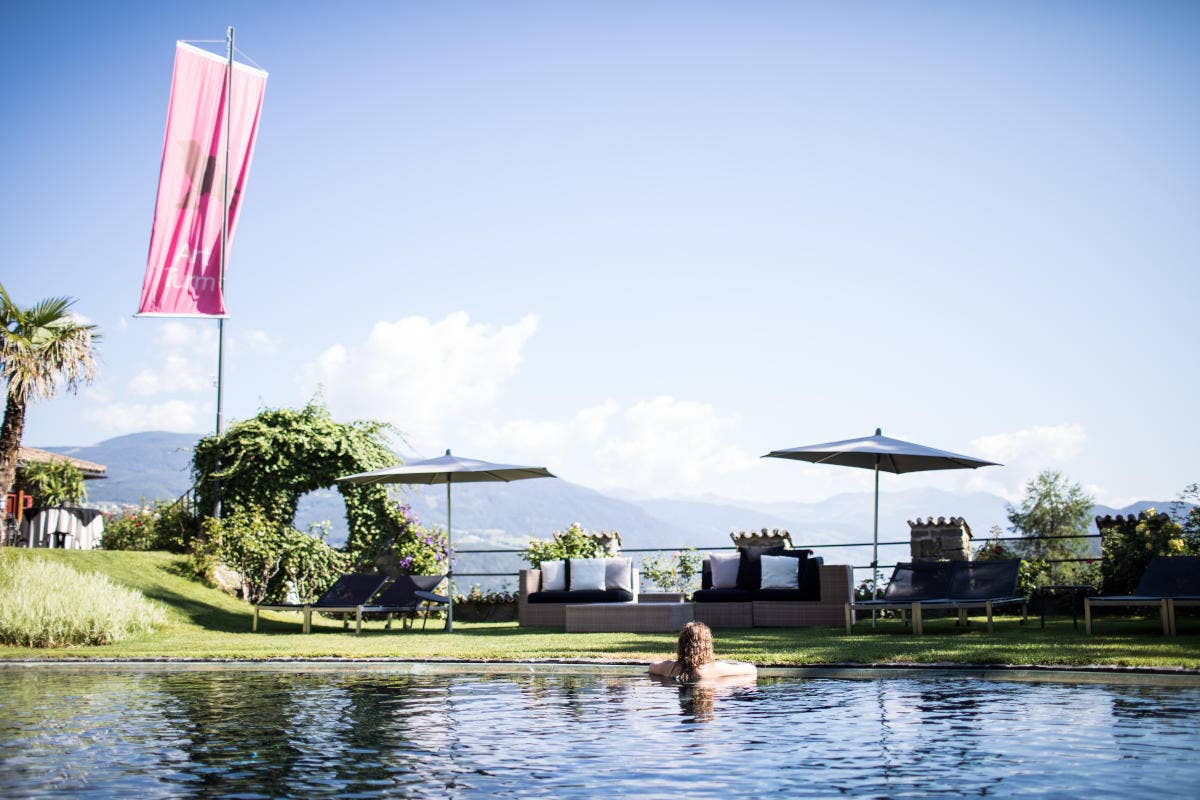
(252, 573, 388, 634)
(359, 574, 449, 631)
(1085, 556, 1200, 636)
(917, 560, 1028, 633)
(845, 560, 1026, 634)
(844, 561, 952, 633)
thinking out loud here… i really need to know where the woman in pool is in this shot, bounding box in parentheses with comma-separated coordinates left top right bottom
(649, 621, 758, 682)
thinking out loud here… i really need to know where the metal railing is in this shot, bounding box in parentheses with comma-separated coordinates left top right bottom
(448, 533, 1106, 591)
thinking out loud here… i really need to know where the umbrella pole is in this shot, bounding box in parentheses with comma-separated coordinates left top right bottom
(445, 478, 454, 632)
(872, 457, 880, 628)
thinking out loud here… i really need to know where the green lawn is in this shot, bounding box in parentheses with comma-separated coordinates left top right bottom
(3, 549, 1199, 668)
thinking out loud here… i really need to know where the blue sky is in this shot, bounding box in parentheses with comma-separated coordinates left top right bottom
(3, 1, 1197, 505)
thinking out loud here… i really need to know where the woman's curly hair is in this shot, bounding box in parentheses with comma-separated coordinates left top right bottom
(672, 621, 715, 682)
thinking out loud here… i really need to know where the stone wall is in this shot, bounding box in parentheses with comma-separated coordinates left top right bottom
(730, 528, 793, 549)
(908, 516, 973, 561)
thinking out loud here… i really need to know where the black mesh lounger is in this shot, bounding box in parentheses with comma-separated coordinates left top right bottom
(253, 573, 389, 634)
(1085, 556, 1200, 636)
(844, 562, 954, 633)
(918, 560, 1028, 634)
(358, 575, 449, 631)
(846, 560, 1026, 634)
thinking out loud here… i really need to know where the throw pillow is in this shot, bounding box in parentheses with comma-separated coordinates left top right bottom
(569, 558, 608, 592)
(605, 557, 633, 592)
(736, 545, 785, 591)
(709, 552, 741, 589)
(760, 554, 799, 590)
(540, 560, 566, 592)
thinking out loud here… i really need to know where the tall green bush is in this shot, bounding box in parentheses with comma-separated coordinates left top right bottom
(192, 506, 348, 604)
(191, 400, 408, 565)
(1100, 508, 1192, 594)
(0, 553, 166, 647)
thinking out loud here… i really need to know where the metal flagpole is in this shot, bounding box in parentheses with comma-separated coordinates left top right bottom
(214, 25, 233, 518)
(445, 475, 454, 632)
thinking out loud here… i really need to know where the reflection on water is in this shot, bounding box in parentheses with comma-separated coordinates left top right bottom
(1, 667, 1199, 799)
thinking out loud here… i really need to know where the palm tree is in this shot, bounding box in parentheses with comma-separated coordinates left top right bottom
(0, 284, 100, 503)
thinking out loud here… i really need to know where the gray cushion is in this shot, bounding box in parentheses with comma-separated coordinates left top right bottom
(605, 557, 633, 592)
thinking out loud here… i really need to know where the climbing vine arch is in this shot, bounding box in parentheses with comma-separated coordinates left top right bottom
(192, 400, 412, 564)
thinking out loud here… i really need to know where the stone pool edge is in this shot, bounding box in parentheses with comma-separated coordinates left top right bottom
(2, 658, 1199, 687)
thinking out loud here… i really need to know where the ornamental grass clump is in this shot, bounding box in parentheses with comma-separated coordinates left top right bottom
(0, 554, 166, 647)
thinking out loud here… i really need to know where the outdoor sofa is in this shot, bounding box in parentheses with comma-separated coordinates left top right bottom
(692, 546, 853, 628)
(517, 547, 852, 629)
(845, 560, 1028, 634)
(518, 556, 639, 627)
(1085, 555, 1200, 636)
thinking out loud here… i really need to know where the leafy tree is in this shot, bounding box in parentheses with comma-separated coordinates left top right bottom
(21, 458, 87, 506)
(193, 507, 349, 604)
(1006, 470, 1094, 583)
(0, 285, 99, 502)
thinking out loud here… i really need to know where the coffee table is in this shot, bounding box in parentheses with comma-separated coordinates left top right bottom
(565, 602, 695, 633)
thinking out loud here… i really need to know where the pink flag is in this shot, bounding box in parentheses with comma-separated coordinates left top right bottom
(138, 42, 267, 317)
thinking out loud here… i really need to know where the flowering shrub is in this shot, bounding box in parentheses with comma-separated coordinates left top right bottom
(102, 499, 197, 553)
(640, 549, 702, 594)
(375, 503, 451, 575)
(1100, 508, 1194, 595)
(522, 522, 612, 567)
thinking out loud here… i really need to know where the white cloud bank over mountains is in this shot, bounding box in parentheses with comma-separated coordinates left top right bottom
(82, 311, 1110, 504)
(301, 312, 539, 445)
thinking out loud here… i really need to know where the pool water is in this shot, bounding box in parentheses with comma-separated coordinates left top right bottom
(1, 665, 1198, 799)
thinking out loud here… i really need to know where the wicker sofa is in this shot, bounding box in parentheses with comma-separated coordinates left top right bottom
(692, 550, 854, 628)
(518, 563, 641, 627)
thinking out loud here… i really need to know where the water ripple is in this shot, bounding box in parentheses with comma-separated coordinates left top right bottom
(1, 671, 1199, 799)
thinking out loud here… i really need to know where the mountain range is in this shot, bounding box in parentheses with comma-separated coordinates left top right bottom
(45, 432, 1187, 573)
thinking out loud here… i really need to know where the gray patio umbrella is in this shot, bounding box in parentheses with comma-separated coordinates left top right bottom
(337, 450, 555, 631)
(763, 429, 1000, 597)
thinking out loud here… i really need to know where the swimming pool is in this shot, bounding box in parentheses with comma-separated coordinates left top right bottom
(1, 664, 1197, 798)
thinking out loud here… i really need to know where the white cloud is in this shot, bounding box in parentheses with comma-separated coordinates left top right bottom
(596, 397, 756, 491)
(84, 399, 206, 434)
(961, 423, 1087, 500)
(470, 401, 619, 467)
(301, 312, 539, 443)
(472, 396, 756, 496)
(126, 321, 215, 397)
(238, 328, 279, 356)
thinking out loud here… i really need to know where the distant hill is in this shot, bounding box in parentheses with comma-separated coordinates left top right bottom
(44, 432, 200, 505)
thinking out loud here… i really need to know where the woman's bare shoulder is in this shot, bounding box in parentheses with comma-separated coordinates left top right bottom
(697, 660, 757, 679)
(648, 659, 676, 676)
